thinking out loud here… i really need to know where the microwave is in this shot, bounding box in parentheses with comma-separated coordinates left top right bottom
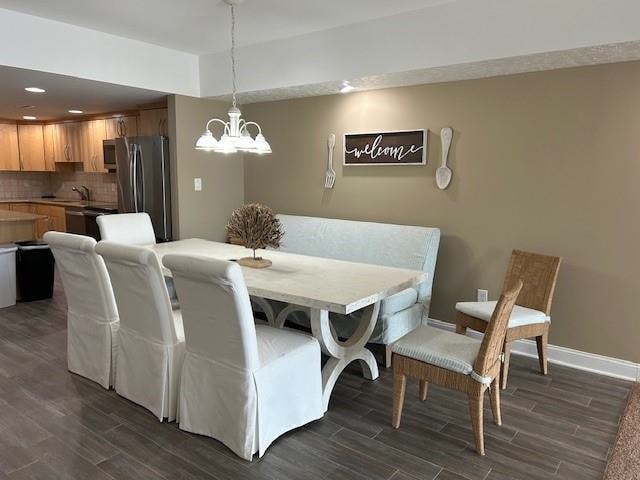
(103, 139, 117, 171)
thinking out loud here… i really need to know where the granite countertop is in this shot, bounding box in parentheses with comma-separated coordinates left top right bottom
(0, 208, 47, 222)
(0, 198, 117, 210)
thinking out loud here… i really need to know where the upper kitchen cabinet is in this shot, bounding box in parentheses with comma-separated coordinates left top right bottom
(53, 122, 83, 163)
(83, 119, 107, 172)
(105, 116, 137, 139)
(0, 123, 20, 171)
(43, 124, 56, 171)
(138, 108, 168, 136)
(17, 124, 46, 171)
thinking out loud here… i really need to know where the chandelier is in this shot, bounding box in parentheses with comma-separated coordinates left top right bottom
(195, 0, 271, 154)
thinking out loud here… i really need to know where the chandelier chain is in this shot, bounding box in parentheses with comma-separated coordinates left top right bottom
(230, 5, 237, 108)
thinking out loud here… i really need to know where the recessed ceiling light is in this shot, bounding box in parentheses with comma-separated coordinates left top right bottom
(22, 115, 37, 120)
(340, 81, 355, 94)
(68, 109, 83, 114)
(24, 87, 46, 93)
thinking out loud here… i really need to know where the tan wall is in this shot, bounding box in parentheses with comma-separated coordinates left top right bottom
(244, 61, 640, 363)
(169, 95, 244, 241)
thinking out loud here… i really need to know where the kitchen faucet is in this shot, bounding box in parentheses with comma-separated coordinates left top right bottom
(72, 185, 91, 201)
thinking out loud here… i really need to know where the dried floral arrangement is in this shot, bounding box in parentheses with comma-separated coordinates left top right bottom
(226, 203, 284, 268)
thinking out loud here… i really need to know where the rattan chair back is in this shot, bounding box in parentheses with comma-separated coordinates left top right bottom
(473, 280, 523, 377)
(503, 250, 561, 315)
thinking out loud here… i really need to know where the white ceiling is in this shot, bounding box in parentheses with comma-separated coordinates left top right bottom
(0, 0, 447, 54)
(0, 65, 166, 121)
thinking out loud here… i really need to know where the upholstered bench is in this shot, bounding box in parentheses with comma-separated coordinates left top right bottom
(263, 214, 440, 367)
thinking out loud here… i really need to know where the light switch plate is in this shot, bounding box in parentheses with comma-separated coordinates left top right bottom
(194, 178, 202, 191)
(477, 289, 489, 302)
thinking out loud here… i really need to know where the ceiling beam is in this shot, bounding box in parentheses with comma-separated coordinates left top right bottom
(0, 8, 200, 97)
(199, 0, 640, 101)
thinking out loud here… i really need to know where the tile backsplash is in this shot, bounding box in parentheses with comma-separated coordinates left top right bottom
(0, 170, 117, 204)
(50, 171, 117, 203)
(0, 172, 51, 200)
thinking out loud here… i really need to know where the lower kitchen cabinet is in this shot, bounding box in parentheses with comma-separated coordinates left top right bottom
(34, 205, 66, 238)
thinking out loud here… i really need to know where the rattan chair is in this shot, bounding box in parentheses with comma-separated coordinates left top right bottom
(455, 250, 561, 389)
(391, 281, 522, 455)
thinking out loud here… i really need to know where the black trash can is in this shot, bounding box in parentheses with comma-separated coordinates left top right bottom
(15, 241, 55, 302)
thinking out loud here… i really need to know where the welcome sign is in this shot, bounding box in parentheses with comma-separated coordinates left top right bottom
(343, 130, 426, 166)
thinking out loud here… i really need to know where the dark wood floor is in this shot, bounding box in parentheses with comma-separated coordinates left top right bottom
(0, 279, 632, 480)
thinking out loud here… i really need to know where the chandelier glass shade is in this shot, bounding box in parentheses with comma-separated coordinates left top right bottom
(195, 1, 271, 155)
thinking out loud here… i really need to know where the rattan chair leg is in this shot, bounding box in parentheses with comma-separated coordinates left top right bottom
(489, 379, 501, 426)
(500, 341, 513, 390)
(468, 391, 485, 455)
(419, 380, 428, 401)
(392, 373, 406, 428)
(536, 328, 549, 375)
(385, 345, 393, 368)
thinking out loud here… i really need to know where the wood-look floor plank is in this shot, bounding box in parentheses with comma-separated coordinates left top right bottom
(331, 428, 442, 480)
(97, 454, 166, 480)
(511, 431, 606, 471)
(7, 436, 116, 480)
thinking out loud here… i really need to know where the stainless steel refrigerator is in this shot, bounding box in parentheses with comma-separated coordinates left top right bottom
(115, 136, 172, 242)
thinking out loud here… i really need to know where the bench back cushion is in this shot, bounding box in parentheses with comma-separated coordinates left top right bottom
(276, 215, 440, 308)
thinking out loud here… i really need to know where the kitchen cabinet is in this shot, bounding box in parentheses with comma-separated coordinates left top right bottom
(53, 122, 83, 163)
(17, 124, 46, 171)
(0, 209, 39, 243)
(105, 116, 137, 139)
(83, 120, 107, 172)
(8, 203, 66, 238)
(0, 123, 20, 171)
(138, 108, 168, 136)
(10, 203, 36, 213)
(34, 204, 65, 238)
(53, 120, 104, 168)
(43, 124, 56, 171)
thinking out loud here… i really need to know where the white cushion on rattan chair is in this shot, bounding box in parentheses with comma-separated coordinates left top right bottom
(392, 326, 481, 375)
(455, 301, 549, 327)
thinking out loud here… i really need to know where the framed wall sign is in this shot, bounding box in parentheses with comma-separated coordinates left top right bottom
(343, 129, 426, 166)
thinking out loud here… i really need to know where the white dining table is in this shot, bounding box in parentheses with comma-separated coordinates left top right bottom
(152, 238, 426, 410)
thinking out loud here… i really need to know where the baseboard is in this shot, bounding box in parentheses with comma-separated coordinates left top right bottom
(427, 318, 640, 382)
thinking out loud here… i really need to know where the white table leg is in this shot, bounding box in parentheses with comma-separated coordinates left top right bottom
(310, 302, 380, 411)
(250, 296, 276, 325)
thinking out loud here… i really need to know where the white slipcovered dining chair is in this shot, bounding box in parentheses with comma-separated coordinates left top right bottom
(163, 254, 324, 460)
(96, 212, 156, 245)
(97, 212, 178, 306)
(95, 241, 185, 421)
(44, 232, 119, 389)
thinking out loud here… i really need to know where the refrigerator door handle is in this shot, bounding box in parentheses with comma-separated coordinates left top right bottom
(160, 138, 169, 240)
(138, 146, 146, 213)
(131, 144, 139, 213)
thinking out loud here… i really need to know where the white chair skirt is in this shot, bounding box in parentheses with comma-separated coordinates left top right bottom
(67, 310, 119, 389)
(178, 335, 323, 460)
(115, 327, 185, 421)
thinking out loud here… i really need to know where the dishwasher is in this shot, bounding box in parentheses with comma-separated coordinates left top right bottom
(65, 207, 118, 240)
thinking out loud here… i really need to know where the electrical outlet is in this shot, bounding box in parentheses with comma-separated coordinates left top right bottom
(477, 289, 489, 302)
(194, 178, 202, 191)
